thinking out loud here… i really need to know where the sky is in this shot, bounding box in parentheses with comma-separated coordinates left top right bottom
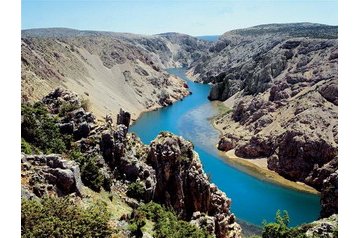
(22, 0, 338, 36)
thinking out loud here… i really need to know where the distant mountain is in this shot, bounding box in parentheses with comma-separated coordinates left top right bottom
(196, 35, 220, 42)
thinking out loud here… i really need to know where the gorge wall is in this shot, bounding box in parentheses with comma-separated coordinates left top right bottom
(21, 28, 211, 121)
(189, 23, 338, 218)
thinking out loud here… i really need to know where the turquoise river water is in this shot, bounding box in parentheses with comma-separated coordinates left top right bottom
(129, 68, 320, 227)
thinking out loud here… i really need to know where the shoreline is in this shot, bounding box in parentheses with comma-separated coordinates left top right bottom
(219, 149, 319, 195)
(210, 102, 319, 195)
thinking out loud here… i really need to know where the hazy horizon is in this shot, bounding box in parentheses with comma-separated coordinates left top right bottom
(21, 22, 338, 38)
(22, 0, 338, 36)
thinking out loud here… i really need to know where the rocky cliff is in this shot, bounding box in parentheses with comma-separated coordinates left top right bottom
(147, 132, 241, 238)
(21, 89, 241, 237)
(189, 23, 338, 218)
(21, 28, 210, 121)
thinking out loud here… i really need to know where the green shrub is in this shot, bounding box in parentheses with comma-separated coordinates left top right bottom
(21, 196, 111, 237)
(70, 149, 106, 192)
(127, 181, 146, 200)
(69, 147, 86, 164)
(59, 101, 80, 117)
(21, 103, 66, 154)
(131, 202, 211, 238)
(81, 157, 104, 192)
(21, 138, 33, 154)
(262, 210, 306, 238)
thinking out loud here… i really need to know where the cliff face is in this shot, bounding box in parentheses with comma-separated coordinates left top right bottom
(148, 132, 241, 238)
(190, 23, 338, 217)
(21, 28, 210, 120)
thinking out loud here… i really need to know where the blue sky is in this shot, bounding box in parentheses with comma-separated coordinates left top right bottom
(22, 0, 338, 36)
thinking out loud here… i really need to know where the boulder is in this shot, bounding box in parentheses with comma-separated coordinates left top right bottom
(59, 122, 75, 134)
(218, 134, 239, 151)
(74, 122, 91, 140)
(235, 136, 274, 158)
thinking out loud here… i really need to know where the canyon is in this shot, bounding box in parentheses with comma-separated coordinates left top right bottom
(21, 23, 338, 237)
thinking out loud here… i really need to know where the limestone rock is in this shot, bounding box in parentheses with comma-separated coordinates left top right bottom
(74, 122, 91, 139)
(304, 214, 338, 238)
(320, 172, 338, 218)
(218, 134, 239, 152)
(147, 132, 241, 238)
(21, 154, 83, 197)
(117, 108, 131, 127)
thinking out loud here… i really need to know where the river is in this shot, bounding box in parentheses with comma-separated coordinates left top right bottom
(129, 68, 320, 228)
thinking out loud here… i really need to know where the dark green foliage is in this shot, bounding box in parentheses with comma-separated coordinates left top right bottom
(21, 196, 111, 238)
(127, 181, 146, 200)
(80, 157, 104, 192)
(21, 138, 39, 154)
(69, 147, 86, 164)
(130, 202, 211, 238)
(103, 176, 112, 192)
(262, 210, 306, 238)
(21, 102, 66, 154)
(59, 101, 80, 117)
(70, 148, 105, 192)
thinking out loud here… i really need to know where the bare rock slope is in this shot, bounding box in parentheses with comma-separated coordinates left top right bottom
(21, 28, 210, 121)
(189, 23, 338, 217)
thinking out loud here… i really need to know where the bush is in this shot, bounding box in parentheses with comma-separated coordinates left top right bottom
(130, 202, 211, 238)
(262, 210, 306, 238)
(70, 149, 106, 192)
(21, 196, 111, 237)
(127, 181, 146, 200)
(21, 138, 34, 154)
(59, 101, 80, 117)
(69, 147, 86, 164)
(81, 157, 104, 192)
(21, 103, 66, 154)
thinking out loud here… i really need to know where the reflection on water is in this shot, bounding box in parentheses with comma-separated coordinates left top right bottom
(178, 102, 220, 150)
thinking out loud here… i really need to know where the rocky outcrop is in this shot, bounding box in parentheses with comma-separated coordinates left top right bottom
(21, 154, 83, 198)
(301, 214, 338, 238)
(42, 88, 97, 141)
(218, 133, 239, 151)
(320, 172, 338, 218)
(117, 108, 131, 127)
(147, 132, 241, 238)
(267, 130, 337, 183)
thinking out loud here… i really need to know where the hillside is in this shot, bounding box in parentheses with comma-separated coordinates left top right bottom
(188, 23, 338, 218)
(21, 28, 210, 121)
